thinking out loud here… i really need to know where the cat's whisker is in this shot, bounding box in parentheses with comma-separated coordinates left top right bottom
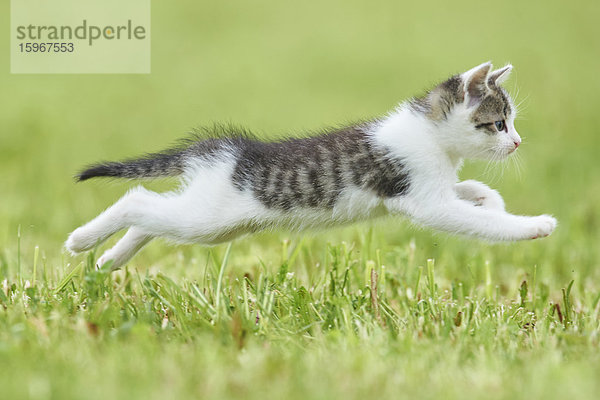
(481, 148, 504, 185)
(498, 153, 507, 180)
(515, 93, 530, 112)
(514, 153, 523, 181)
(514, 95, 530, 121)
(480, 152, 495, 176)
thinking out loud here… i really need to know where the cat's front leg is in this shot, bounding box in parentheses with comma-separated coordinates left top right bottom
(455, 180, 505, 211)
(388, 197, 556, 241)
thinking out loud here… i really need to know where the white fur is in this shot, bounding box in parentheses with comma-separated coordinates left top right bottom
(65, 63, 556, 270)
(373, 105, 554, 242)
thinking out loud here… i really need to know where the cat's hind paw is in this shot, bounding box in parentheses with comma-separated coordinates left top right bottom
(96, 252, 116, 271)
(65, 227, 99, 254)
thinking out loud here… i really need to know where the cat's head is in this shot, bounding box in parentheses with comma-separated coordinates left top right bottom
(416, 62, 521, 160)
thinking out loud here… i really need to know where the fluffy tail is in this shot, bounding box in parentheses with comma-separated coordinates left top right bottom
(76, 148, 187, 181)
(76, 125, 253, 181)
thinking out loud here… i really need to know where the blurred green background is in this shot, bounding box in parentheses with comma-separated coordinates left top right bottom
(0, 1, 600, 284)
(2, 1, 598, 242)
(2, 0, 599, 276)
(1, 0, 600, 398)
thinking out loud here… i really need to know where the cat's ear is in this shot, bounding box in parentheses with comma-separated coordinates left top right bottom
(488, 64, 513, 86)
(461, 62, 492, 108)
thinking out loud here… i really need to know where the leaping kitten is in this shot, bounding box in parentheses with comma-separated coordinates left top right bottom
(66, 62, 557, 270)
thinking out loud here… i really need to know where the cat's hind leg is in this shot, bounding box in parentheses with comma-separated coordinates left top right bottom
(67, 163, 259, 258)
(65, 186, 162, 254)
(96, 227, 154, 270)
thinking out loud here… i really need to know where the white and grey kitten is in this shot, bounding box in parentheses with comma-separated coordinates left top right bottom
(66, 62, 557, 270)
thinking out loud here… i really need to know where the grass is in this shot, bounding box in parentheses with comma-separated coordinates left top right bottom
(1, 0, 600, 399)
(2, 238, 600, 399)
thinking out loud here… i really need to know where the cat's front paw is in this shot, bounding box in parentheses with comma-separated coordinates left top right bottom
(474, 191, 505, 211)
(455, 180, 505, 211)
(524, 215, 557, 240)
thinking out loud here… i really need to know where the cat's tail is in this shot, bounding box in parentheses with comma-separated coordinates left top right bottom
(76, 126, 250, 181)
(76, 148, 187, 181)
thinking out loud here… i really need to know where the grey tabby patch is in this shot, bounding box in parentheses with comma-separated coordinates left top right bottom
(471, 81, 513, 133)
(410, 73, 513, 129)
(231, 124, 410, 210)
(410, 75, 465, 121)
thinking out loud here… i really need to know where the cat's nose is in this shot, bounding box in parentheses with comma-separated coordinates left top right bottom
(513, 140, 520, 149)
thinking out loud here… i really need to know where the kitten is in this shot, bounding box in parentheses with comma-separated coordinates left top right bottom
(66, 62, 557, 270)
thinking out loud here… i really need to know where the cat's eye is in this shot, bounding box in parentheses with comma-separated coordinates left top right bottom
(494, 120, 505, 131)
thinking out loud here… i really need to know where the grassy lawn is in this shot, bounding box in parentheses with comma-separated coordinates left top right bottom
(1, 0, 600, 399)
